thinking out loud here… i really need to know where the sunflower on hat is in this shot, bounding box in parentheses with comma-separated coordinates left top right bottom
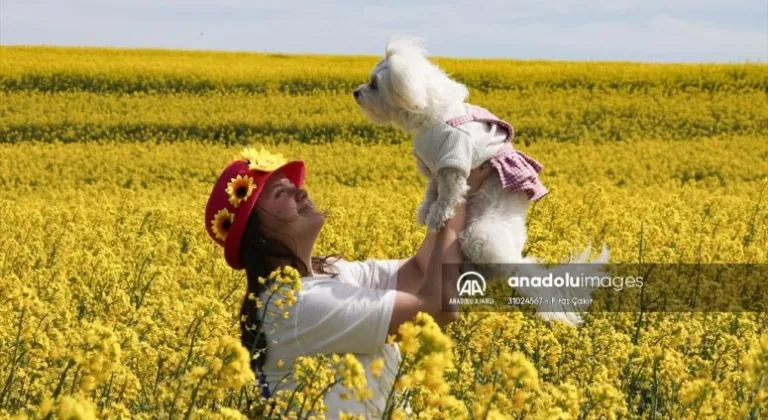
(226, 174, 256, 208)
(238, 146, 288, 172)
(211, 208, 235, 242)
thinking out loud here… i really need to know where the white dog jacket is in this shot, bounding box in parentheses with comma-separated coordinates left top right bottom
(412, 104, 548, 200)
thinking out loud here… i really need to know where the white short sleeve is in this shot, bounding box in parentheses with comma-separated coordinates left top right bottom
(413, 123, 474, 178)
(334, 258, 400, 290)
(295, 279, 396, 355)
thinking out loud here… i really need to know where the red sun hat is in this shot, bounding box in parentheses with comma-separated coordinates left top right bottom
(205, 147, 306, 270)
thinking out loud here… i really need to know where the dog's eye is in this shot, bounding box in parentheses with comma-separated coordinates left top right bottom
(370, 77, 378, 90)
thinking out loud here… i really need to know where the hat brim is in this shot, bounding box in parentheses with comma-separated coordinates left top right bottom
(224, 160, 306, 270)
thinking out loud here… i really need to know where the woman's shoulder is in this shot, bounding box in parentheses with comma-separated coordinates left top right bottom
(301, 256, 353, 285)
(304, 257, 388, 287)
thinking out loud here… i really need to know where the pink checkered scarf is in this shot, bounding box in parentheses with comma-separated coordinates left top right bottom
(446, 105, 549, 201)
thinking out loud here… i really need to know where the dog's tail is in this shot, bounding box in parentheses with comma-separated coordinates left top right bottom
(513, 244, 611, 326)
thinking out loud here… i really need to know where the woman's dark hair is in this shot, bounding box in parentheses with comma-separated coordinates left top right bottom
(238, 203, 342, 387)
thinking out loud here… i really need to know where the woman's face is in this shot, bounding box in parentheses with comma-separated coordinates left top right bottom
(254, 173, 324, 246)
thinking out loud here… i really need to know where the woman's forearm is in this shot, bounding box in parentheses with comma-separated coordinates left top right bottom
(414, 229, 437, 278)
(415, 204, 466, 277)
(416, 203, 466, 324)
(395, 229, 437, 295)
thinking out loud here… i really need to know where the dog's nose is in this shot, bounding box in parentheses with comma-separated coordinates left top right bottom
(353, 89, 360, 99)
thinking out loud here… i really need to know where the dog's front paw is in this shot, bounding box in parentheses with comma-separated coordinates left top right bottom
(425, 203, 455, 230)
(416, 200, 433, 226)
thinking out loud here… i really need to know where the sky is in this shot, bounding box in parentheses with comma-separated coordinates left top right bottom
(1, 0, 766, 63)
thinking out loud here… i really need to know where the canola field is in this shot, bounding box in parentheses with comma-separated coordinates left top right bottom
(0, 47, 767, 419)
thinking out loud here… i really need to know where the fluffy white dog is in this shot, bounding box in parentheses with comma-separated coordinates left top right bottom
(354, 36, 610, 326)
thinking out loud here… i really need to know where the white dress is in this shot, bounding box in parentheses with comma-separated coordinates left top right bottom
(258, 258, 402, 419)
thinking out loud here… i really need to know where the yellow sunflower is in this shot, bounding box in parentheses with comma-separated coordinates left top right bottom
(226, 174, 257, 208)
(210, 208, 235, 242)
(238, 146, 287, 172)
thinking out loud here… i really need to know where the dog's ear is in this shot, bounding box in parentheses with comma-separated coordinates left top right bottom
(385, 53, 429, 112)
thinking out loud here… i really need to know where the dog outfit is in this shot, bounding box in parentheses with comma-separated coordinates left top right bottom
(411, 104, 548, 200)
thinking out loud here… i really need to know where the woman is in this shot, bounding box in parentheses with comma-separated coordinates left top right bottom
(204, 148, 493, 418)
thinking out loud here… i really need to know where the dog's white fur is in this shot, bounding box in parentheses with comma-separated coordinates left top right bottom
(355, 35, 610, 326)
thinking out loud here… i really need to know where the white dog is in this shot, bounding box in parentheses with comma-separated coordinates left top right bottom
(354, 36, 611, 326)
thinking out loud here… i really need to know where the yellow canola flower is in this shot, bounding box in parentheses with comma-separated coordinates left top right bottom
(57, 395, 98, 420)
(370, 357, 385, 378)
(0, 48, 765, 420)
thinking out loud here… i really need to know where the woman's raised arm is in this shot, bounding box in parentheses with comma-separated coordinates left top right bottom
(388, 163, 495, 334)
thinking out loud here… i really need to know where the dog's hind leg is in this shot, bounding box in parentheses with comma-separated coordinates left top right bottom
(459, 177, 531, 278)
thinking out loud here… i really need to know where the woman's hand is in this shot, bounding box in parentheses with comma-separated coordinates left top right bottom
(467, 162, 494, 195)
